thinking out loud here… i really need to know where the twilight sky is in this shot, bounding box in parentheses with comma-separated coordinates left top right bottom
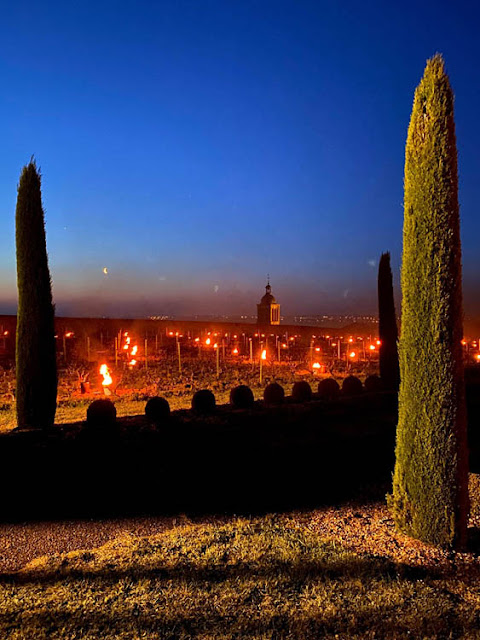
(1, 0, 480, 318)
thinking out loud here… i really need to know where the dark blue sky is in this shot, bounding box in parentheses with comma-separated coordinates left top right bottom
(1, 0, 479, 318)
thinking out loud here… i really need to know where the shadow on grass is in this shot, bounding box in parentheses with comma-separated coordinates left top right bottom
(0, 547, 473, 639)
(1, 546, 399, 586)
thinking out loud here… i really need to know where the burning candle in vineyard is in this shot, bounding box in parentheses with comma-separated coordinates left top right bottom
(100, 364, 113, 395)
(312, 362, 321, 370)
(261, 349, 267, 360)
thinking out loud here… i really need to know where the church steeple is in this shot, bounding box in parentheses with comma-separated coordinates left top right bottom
(257, 277, 280, 325)
(265, 275, 271, 296)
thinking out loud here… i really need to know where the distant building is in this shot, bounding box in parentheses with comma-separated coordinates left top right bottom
(257, 279, 280, 325)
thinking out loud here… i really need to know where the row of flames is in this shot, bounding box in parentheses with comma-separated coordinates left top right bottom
(122, 331, 138, 366)
(100, 331, 139, 391)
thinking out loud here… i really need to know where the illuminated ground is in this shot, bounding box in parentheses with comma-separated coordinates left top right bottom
(1, 478, 480, 639)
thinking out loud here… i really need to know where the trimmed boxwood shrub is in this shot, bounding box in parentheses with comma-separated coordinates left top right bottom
(364, 375, 383, 393)
(192, 389, 216, 414)
(263, 382, 285, 406)
(317, 378, 340, 400)
(145, 396, 171, 425)
(291, 380, 312, 403)
(230, 385, 255, 409)
(86, 399, 117, 429)
(342, 375, 363, 396)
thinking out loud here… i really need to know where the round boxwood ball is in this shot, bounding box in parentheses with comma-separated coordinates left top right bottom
(364, 374, 383, 393)
(192, 389, 216, 414)
(263, 382, 285, 406)
(317, 378, 340, 400)
(292, 380, 313, 403)
(230, 385, 255, 409)
(342, 375, 363, 396)
(145, 396, 171, 425)
(86, 399, 117, 429)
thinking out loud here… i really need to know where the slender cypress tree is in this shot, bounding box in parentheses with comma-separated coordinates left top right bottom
(389, 55, 469, 548)
(378, 252, 400, 391)
(15, 160, 57, 429)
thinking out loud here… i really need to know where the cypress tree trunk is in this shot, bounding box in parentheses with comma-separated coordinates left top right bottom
(378, 252, 400, 391)
(389, 55, 469, 548)
(15, 160, 57, 429)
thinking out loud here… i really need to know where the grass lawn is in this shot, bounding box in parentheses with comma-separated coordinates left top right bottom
(0, 386, 290, 433)
(0, 390, 240, 434)
(2, 483, 480, 639)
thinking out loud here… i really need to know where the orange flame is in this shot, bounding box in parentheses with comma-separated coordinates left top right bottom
(131, 345, 138, 356)
(312, 362, 321, 369)
(261, 349, 267, 360)
(100, 364, 112, 386)
(232, 347, 239, 355)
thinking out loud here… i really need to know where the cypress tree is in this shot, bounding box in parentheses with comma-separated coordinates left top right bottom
(15, 160, 57, 429)
(389, 55, 469, 548)
(377, 252, 400, 390)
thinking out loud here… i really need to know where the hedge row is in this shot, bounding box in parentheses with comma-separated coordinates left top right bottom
(85, 375, 387, 429)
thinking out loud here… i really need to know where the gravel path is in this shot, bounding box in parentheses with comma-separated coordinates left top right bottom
(0, 515, 188, 573)
(2, 475, 479, 575)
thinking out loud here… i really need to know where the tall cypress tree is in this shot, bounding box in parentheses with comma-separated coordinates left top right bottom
(15, 160, 57, 429)
(378, 252, 400, 391)
(389, 55, 469, 548)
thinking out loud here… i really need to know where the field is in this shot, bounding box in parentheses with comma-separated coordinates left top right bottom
(0, 353, 376, 433)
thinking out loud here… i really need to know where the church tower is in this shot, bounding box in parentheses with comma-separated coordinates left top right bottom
(257, 278, 280, 325)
